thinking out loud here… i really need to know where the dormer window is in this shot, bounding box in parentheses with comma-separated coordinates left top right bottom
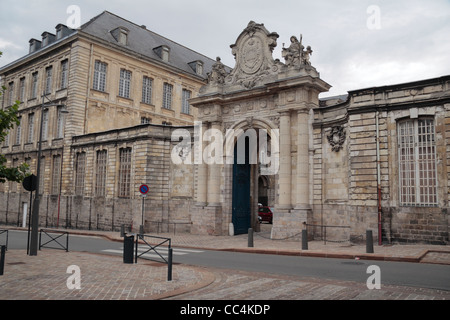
(111, 27, 129, 46)
(55, 24, 71, 40)
(153, 45, 170, 62)
(29, 39, 41, 53)
(41, 32, 55, 47)
(188, 60, 204, 75)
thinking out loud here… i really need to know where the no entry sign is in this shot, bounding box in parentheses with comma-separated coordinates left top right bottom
(139, 184, 149, 195)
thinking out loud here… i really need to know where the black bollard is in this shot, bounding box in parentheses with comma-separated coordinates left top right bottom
(168, 248, 173, 281)
(123, 234, 134, 264)
(366, 230, 374, 253)
(248, 228, 254, 247)
(302, 229, 308, 250)
(0, 245, 5, 276)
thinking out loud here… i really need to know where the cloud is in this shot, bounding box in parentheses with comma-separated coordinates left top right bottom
(0, 0, 448, 98)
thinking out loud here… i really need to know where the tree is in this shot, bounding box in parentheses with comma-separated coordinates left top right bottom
(0, 50, 30, 183)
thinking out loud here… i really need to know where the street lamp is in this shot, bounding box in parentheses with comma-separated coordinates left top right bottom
(28, 93, 68, 256)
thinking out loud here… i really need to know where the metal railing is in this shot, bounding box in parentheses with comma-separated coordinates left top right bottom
(134, 233, 173, 281)
(305, 223, 351, 244)
(39, 229, 69, 252)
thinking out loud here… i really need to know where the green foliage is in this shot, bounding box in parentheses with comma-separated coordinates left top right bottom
(0, 50, 30, 183)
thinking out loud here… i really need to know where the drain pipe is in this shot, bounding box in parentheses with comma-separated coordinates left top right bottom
(375, 111, 382, 245)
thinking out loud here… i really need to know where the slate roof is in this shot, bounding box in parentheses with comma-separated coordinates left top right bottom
(79, 11, 218, 79)
(1, 11, 221, 79)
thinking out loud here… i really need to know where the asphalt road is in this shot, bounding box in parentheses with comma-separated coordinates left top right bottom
(3, 230, 450, 291)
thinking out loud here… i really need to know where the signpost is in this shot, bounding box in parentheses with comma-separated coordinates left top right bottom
(139, 185, 149, 233)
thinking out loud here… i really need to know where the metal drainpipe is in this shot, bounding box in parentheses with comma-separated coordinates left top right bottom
(376, 111, 382, 245)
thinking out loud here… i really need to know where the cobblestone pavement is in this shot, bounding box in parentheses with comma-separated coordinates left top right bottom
(1, 225, 449, 301)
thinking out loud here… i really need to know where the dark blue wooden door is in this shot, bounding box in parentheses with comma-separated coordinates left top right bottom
(232, 139, 251, 235)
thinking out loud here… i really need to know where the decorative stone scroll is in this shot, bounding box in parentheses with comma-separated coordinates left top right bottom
(327, 126, 346, 152)
(225, 21, 281, 89)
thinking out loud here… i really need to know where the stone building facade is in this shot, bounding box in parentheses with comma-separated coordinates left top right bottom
(0, 11, 215, 232)
(1, 15, 449, 244)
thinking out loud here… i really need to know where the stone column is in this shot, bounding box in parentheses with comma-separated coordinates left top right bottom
(295, 108, 310, 209)
(207, 121, 222, 206)
(195, 121, 207, 206)
(277, 111, 292, 209)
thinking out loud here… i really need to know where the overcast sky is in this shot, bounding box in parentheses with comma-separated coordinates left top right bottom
(0, 0, 449, 97)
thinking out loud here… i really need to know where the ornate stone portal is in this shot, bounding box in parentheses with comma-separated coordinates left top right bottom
(191, 21, 331, 238)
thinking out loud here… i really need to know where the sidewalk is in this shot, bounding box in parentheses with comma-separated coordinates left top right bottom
(1, 225, 449, 300)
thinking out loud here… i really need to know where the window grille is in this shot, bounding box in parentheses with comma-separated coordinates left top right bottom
(93, 61, 107, 92)
(60, 60, 68, 89)
(75, 152, 86, 196)
(31, 72, 38, 99)
(19, 78, 25, 102)
(27, 113, 34, 143)
(42, 109, 49, 141)
(119, 69, 131, 98)
(118, 148, 132, 197)
(142, 76, 152, 104)
(163, 83, 173, 109)
(398, 118, 437, 206)
(45, 66, 53, 94)
(182, 89, 191, 114)
(56, 107, 65, 138)
(15, 117, 21, 145)
(39, 157, 45, 194)
(95, 150, 107, 196)
(51, 155, 61, 194)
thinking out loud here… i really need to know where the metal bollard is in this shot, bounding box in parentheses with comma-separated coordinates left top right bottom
(123, 234, 134, 264)
(248, 228, 254, 247)
(120, 224, 125, 237)
(302, 229, 308, 250)
(168, 248, 173, 281)
(0, 245, 5, 276)
(366, 230, 374, 253)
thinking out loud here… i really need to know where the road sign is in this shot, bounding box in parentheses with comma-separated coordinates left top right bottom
(139, 184, 149, 195)
(23, 174, 37, 192)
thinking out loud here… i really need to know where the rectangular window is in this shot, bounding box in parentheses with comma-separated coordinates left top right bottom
(141, 117, 151, 124)
(95, 150, 107, 196)
(93, 61, 107, 92)
(118, 148, 132, 197)
(60, 60, 68, 89)
(142, 76, 152, 104)
(19, 78, 26, 102)
(56, 107, 65, 138)
(163, 82, 173, 109)
(27, 113, 34, 143)
(398, 118, 437, 206)
(38, 157, 45, 194)
(182, 89, 191, 114)
(31, 72, 38, 99)
(45, 66, 53, 94)
(15, 117, 21, 145)
(42, 109, 49, 141)
(75, 152, 86, 196)
(51, 155, 61, 194)
(119, 69, 131, 98)
(8, 82, 14, 106)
